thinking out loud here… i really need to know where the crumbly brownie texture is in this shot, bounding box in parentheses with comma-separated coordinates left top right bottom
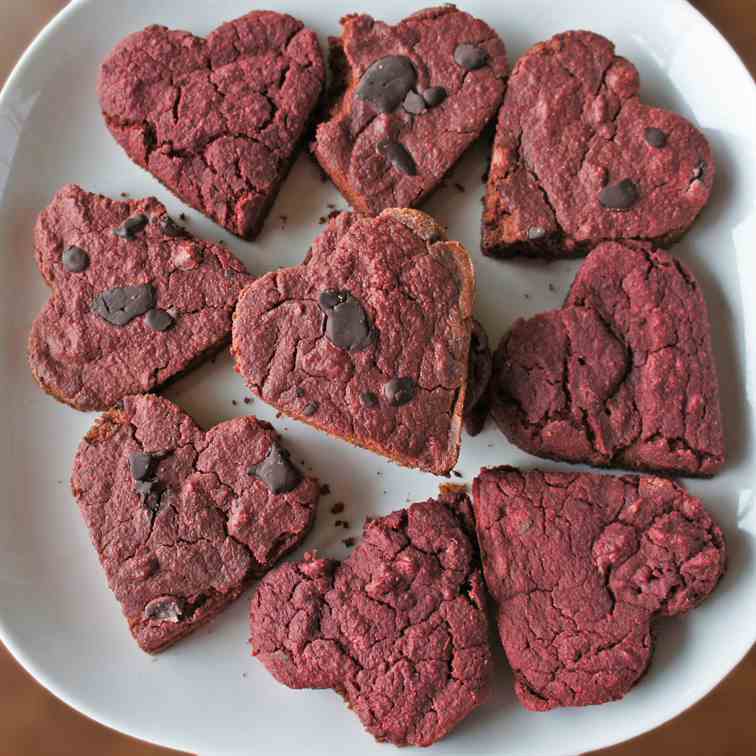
(490, 241, 724, 476)
(71, 394, 320, 653)
(472, 467, 725, 710)
(463, 319, 493, 436)
(232, 208, 475, 475)
(28, 185, 253, 411)
(250, 492, 491, 746)
(313, 5, 507, 215)
(481, 31, 714, 259)
(98, 12, 324, 239)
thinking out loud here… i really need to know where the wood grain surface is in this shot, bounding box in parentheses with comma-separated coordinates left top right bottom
(1, 2, 754, 755)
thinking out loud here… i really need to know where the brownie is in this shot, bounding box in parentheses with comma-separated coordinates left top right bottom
(98, 11, 324, 239)
(232, 208, 475, 475)
(481, 31, 714, 259)
(250, 491, 491, 746)
(472, 467, 725, 710)
(463, 319, 493, 436)
(490, 241, 724, 476)
(71, 394, 320, 653)
(313, 5, 507, 215)
(28, 185, 253, 411)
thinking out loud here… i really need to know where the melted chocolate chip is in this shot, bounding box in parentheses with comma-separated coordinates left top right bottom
(128, 452, 157, 482)
(145, 308, 174, 332)
(402, 91, 426, 115)
(356, 55, 417, 113)
(644, 127, 668, 148)
(454, 43, 488, 71)
(422, 86, 447, 108)
(92, 284, 155, 326)
(114, 213, 149, 239)
(379, 140, 417, 176)
(160, 215, 188, 237)
(143, 596, 185, 623)
(303, 401, 319, 417)
(384, 377, 417, 406)
(319, 290, 373, 352)
(527, 226, 546, 240)
(361, 391, 379, 408)
(248, 442, 302, 495)
(599, 179, 639, 210)
(62, 245, 89, 272)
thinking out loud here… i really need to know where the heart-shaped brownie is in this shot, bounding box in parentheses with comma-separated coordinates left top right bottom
(482, 31, 714, 258)
(72, 394, 321, 653)
(250, 491, 491, 746)
(472, 467, 725, 710)
(313, 5, 508, 214)
(28, 184, 253, 411)
(98, 11, 324, 239)
(490, 241, 725, 476)
(232, 208, 474, 475)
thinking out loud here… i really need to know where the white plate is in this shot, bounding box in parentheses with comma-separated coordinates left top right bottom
(1, 1, 755, 754)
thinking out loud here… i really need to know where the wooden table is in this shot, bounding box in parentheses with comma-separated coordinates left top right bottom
(1, 2, 754, 754)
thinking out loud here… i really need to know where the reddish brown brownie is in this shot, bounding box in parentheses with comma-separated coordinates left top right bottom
(481, 31, 714, 259)
(232, 208, 475, 475)
(313, 6, 507, 215)
(490, 241, 724, 476)
(250, 491, 491, 746)
(28, 185, 253, 411)
(71, 394, 320, 653)
(98, 11, 324, 239)
(473, 467, 725, 710)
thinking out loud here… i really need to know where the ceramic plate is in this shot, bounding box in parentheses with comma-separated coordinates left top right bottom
(1, 1, 755, 754)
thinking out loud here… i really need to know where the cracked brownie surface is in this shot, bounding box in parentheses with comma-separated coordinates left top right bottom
(313, 5, 507, 215)
(98, 11, 324, 239)
(472, 467, 725, 710)
(490, 241, 724, 476)
(231, 208, 474, 475)
(481, 31, 714, 259)
(29, 184, 253, 411)
(250, 491, 491, 746)
(71, 394, 320, 653)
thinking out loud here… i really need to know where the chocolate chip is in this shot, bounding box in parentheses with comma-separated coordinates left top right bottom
(160, 215, 187, 237)
(303, 401, 318, 417)
(136, 479, 164, 514)
(92, 284, 155, 326)
(249, 442, 302, 495)
(145, 308, 174, 332)
(599, 179, 639, 210)
(143, 596, 185, 623)
(62, 245, 89, 272)
(422, 86, 447, 108)
(356, 55, 417, 113)
(527, 226, 546, 240)
(454, 43, 488, 71)
(644, 127, 667, 148)
(295, 387, 306, 398)
(361, 391, 379, 408)
(128, 452, 157, 481)
(378, 140, 417, 176)
(114, 213, 148, 239)
(402, 91, 426, 115)
(319, 290, 373, 352)
(384, 377, 416, 406)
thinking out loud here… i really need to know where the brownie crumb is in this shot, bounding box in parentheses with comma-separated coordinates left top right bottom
(453, 182, 465, 193)
(548, 283, 556, 292)
(440, 482, 467, 495)
(232, 400, 237, 406)
(452, 470, 462, 478)
(330, 501, 345, 514)
(341, 520, 350, 529)
(243, 397, 252, 405)
(319, 484, 331, 496)
(342, 537, 356, 547)
(179, 213, 187, 221)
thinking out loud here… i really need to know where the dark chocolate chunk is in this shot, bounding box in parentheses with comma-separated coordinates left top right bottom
(527, 226, 546, 240)
(379, 140, 417, 176)
(361, 391, 379, 408)
(160, 215, 187, 237)
(295, 387, 306, 398)
(384, 377, 417, 406)
(356, 55, 417, 113)
(454, 43, 488, 71)
(319, 290, 373, 352)
(249, 442, 302, 494)
(303, 401, 318, 417)
(143, 596, 185, 623)
(402, 91, 426, 115)
(136, 478, 165, 514)
(114, 213, 149, 239)
(421, 86, 447, 108)
(92, 284, 156, 326)
(599, 179, 639, 210)
(644, 127, 667, 148)
(145, 308, 174, 332)
(62, 245, 89, 273)
(128, 451, 157, 481)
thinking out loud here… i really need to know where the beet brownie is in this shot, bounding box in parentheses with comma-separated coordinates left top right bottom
(473, 467, 725, 710)
(490, 241, 724, 476)
(98, 11, 324, 239)
(463, 319, 493, 436)
(71, 394, 320, 653)
(250, 491, 491, 746)
(313, 5, 508, 215)
(28, 185, 253, 411)
(232, 208, 475, 475)
(481, 30, 714, 259)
